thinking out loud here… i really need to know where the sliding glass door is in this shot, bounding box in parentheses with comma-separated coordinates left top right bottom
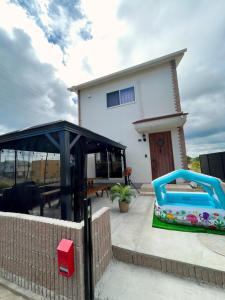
(95, 152, 122, 178)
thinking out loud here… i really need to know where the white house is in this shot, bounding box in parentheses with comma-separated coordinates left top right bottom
(69, 49, 188, 184)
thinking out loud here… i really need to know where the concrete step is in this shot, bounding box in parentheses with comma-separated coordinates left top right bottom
(95, 260, 225, 300)
(112, 245, 225, 289)
(140, 183, 193, 195)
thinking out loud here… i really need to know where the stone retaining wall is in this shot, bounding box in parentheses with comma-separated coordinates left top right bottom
(0, 207, 112, 299)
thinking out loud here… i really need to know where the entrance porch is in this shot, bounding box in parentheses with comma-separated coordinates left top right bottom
(133, 112, 188, 180)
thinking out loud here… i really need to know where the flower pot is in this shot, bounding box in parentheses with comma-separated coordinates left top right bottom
(119, 201, 129, 213)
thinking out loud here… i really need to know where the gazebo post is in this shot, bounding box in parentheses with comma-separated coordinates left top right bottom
(14, 150, 17, 185)
(59, 130, 72, 221)
(122, 149, 128, 185)
(73, 137, 87, 222)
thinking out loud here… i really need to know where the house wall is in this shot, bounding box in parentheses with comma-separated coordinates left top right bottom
(87, 154, 96, 178)
(80, 62, 184, 183)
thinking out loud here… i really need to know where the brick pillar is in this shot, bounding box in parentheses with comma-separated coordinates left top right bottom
(170, 60, 182, 113)
(178, 126, 188, 169)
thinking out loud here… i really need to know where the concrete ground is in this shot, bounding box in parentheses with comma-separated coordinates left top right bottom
(95, 260, 225, 300)
(91, 194, 225, 272)
(0, 277, 45, 300)
(0, 283, 27, 300)
(0, 283, 29, 300)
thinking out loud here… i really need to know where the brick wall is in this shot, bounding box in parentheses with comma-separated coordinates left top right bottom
(0, 207, 111, 299)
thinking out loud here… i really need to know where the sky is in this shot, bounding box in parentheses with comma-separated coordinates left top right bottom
(0, 0, 225, 157)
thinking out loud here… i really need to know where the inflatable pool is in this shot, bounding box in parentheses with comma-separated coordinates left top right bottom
(152, 169, 225, 230)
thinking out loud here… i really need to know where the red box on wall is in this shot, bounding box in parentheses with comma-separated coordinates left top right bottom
(57, 239, 75, 277)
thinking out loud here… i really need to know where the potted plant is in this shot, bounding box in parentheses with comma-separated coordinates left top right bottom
(110, 183, 135, 213)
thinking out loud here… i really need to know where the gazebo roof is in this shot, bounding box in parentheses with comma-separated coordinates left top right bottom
(0, 120, 126, 154)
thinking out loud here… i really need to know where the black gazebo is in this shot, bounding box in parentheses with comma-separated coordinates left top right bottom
(0, 120, 127, 222)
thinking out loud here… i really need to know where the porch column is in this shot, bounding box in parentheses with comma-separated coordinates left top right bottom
(122, 150, 128, 185)
(73, 136, 87, 222)
(59, 130, 72, 220)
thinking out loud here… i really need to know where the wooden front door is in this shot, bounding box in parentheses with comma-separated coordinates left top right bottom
(149, 131, 174, 180)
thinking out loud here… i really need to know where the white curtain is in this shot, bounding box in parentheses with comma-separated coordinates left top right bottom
(120, 87, 135, 104)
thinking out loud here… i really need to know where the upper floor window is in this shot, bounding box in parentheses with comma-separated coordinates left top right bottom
(106, 86, 135, 108)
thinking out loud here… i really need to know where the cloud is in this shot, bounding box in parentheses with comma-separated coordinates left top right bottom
(183, 94, 225, 139)
(61, 0, 127, 86)
(117, 0, 225, 156)
(10, 0, 92, 51)
(0, 124, 9, 135)
(187, 131, 225, 157)
(0, 27, 77, 132)
(79, 21, 92, 41)
(1, 0, 224, 159)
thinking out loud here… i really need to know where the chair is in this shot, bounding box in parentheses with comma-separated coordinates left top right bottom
(1, 182, 42, 214)
(124, 167, 139, 193)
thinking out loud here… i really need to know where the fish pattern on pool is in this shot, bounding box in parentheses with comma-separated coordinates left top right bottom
(154, 203, 225, 230)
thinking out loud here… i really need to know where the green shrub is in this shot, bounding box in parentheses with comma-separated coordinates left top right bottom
(110, 183, 135, 203)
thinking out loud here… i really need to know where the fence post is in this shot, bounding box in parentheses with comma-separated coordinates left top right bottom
(83, 197, 94, 300)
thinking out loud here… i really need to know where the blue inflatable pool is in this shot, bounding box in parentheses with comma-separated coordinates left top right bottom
(152, 170, 225, 230)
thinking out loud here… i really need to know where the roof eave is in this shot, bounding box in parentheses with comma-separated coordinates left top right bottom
(69, 48, 187, 92)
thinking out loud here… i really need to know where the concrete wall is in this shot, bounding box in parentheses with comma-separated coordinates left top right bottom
(0, 207, 112, 299)
(80, 63, 184, 183)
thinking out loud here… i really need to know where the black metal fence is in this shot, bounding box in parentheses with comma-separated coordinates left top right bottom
(83, 198, 94, 300)
(199, 151, 225, 181)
